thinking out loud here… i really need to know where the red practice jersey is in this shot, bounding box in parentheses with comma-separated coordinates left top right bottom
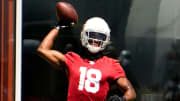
(64, 52, 126, 101)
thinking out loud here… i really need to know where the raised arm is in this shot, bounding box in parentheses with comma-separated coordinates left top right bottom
(116, 78, 136, 101)
(37, 27, 66, 68)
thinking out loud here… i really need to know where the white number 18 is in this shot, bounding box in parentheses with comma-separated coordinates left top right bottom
(78, 67, 102, 93)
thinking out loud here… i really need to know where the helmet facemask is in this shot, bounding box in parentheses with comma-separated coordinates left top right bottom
(82, 31, 109, 53)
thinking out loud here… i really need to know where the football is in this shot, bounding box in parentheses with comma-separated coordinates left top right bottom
(56, 2, 78, 26)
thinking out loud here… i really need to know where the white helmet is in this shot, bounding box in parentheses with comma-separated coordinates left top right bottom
(81, 17, 111, 53)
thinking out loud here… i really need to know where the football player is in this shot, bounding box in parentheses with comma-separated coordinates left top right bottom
(37, 17, 136, 101)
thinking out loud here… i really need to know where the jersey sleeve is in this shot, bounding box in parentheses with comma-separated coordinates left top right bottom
(64, 52, 80, 69)
(111, 59, 126, 80)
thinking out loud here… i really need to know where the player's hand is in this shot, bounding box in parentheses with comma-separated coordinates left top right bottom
(56, 21, 75, 28)
(107, 95, 126, 101)
(53, 22, 70, 31)
(55, 22, 75, 31)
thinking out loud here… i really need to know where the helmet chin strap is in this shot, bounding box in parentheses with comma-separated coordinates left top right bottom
(80, 45, 104, 60)
(87, 45, 103, 54)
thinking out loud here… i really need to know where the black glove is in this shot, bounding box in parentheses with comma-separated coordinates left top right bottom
(107, 95, 126, 101)
(54, 22, 75, 31)
(56, 21, 75, 28)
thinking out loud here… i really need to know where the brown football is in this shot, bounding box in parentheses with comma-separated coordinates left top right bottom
(56, 2, 78, 26)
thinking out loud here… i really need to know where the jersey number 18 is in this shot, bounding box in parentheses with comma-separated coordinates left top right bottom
(78, 67, 102, 93)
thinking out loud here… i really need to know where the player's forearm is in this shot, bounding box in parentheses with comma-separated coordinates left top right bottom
(123, 88, 136, 101)
(116, 78, 136, 101)
(38, 27, 59, 50)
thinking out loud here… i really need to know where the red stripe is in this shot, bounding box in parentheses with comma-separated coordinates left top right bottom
(1, 0, 14, 101)
(8, 1, 14, 101)
(1, 0, 5, 100)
